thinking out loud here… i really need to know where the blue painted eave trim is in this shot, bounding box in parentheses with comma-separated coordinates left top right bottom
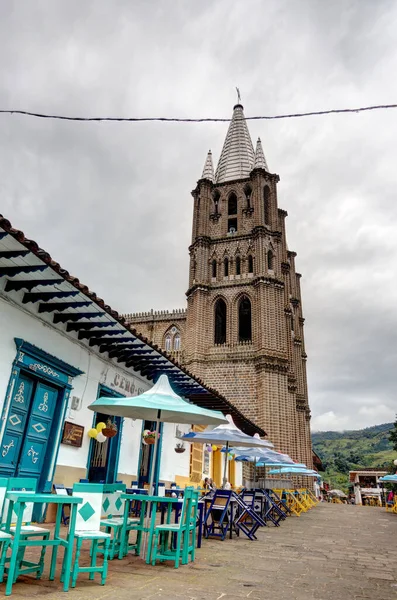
(14, 338, 84, 378)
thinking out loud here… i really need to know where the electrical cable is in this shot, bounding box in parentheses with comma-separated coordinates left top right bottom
(0, 103, 396, 123)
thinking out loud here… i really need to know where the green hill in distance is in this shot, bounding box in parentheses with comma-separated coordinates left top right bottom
(312, 422, 395, 492)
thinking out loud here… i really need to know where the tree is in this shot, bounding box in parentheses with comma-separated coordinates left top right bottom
(389, 415, 397, 452)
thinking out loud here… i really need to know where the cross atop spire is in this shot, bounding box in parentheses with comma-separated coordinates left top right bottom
(253, 137, 269, 171)
(215, 104, 255, 184)
(201, 150, 215, 182)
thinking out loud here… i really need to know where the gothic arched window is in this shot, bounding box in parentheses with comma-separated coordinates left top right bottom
(212, 259, 217, 278)
(224, 257, 229, 277)
(214, 298, 227, 345)
(165, 335, 172, 352)
(228, 193, 238, 233)
(267, 249, 274, 271)
(248, 255, 254, 273)
(228, 193, 237, 215)
(213, 190, 220, 215)
(235, 255, 241, 275)
(174, 334, 181, 350)
(238, 296, 252, 342)
(244, 185, 252, 209)
(263, 186, 270, 225)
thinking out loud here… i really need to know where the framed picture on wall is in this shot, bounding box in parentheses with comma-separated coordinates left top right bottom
(61, 421, 84, 448)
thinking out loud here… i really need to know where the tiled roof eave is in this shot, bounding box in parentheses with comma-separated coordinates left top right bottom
(0, 215, 265, 437)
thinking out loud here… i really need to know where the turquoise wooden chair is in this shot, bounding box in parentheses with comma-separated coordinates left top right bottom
(99, 483, 137, 560)
(150, 487, 199, 568)
(117, 492, 147, 559)
(1, 477, 50, 582)
(63, 483, 111, 587)
(0, 478, 12, 583)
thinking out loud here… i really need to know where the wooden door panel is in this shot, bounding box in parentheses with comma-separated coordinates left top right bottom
(17, 382, 58, 479)
(0, 374, 35, 476)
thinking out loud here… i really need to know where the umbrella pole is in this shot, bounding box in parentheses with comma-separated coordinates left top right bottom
(142, 411, 161, 561)
(149, 415, 161, 496)
(223, 441, 229, 488)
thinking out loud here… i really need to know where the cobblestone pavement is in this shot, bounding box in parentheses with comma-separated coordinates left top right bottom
(3, 503, 397, 600)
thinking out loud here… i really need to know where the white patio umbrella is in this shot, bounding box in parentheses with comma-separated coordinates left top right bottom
(268, 467, 318, 477)
(181, 414, 273, 486)
(328, 489, 347, 497)
(88, 374, 228, 494)
(231, 448, 295, 488)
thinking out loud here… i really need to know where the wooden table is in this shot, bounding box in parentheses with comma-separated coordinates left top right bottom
(119, 493, 179, 563)
(4, 492, 82, 596)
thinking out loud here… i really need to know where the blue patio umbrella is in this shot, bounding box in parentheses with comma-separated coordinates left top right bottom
(379, 474, 397, 482)
(89, 374, 228, 494)
(268, 467, 317, 476)
(229, 447, 295, 487)
(181, 415, 273, 486)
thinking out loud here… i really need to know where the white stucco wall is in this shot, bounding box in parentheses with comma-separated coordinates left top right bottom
(0, 295, 194, 484)
(159, 423, 191, 482)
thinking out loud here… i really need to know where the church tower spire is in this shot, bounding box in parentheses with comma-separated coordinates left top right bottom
(253, 137, 269, 171)
(215, 104, 255, 183)
(185, 100, 312, 468)
(201, 150, 215, 182)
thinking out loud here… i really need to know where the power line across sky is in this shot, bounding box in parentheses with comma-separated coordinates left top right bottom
(0, 103, 396, 124)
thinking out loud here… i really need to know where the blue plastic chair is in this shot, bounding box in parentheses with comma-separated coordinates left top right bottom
(204, 490, 233, 540)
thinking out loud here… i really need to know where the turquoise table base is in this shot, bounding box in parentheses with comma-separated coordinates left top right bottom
(119, 494, 179, 563)
(3, 492, 82, 596)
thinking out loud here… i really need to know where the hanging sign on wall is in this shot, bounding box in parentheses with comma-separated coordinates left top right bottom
(61, 421, 85, 448)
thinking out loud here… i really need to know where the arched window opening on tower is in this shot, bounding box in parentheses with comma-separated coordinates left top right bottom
(248, 255, 254, 273)
(214, 298, 227, 345)
(192, 259, 197, 281)
(267, 249, 274, 271)
(235, 255, 241, 275)
(238, 296, 252, 342)
(212, 259, 217, 279)
(174, 334, 181, 350)
(263, 186, 270, 224)
(165, 335, 172, 352)
(228, 193, 237, 215)
(228, 193, 238, 233)
(213, 190, 220, 215)
(224, 257, 229, 277)
(244, 185, 252, 209)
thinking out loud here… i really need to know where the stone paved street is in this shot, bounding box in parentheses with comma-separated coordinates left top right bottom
(3, 503, 397, 600)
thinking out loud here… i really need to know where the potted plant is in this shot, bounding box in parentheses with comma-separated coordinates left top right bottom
(102, 419, 118, 438)
(142, 429, 159, 445)
(174, 442, 186, 454)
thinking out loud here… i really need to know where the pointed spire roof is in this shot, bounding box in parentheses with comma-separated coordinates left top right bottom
(201, 150, 215, 182)
(215, 104, 255, 184)
(253, 137, 269, 171)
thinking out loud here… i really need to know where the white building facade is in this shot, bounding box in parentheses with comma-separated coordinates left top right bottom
(0, 216, 251, 496)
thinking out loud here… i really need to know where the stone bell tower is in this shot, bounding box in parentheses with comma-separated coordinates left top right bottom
(183, 102, 312, 466)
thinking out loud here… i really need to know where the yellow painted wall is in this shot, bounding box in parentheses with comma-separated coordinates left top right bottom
(212, 449, 222, 487)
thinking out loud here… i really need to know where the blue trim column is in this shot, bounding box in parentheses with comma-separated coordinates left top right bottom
(86, 384, 124, 483)
(137, 420, 163, 492)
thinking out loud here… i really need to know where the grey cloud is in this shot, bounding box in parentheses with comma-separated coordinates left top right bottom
(1, 0, 397, 431)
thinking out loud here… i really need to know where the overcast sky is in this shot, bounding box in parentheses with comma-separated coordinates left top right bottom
(1, 0, 397, 432)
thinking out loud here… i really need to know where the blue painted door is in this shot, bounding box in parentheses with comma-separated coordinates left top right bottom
(17, 381, 58, 479)
(0, 372, 59, 488)
(1, 373, 35, 476)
